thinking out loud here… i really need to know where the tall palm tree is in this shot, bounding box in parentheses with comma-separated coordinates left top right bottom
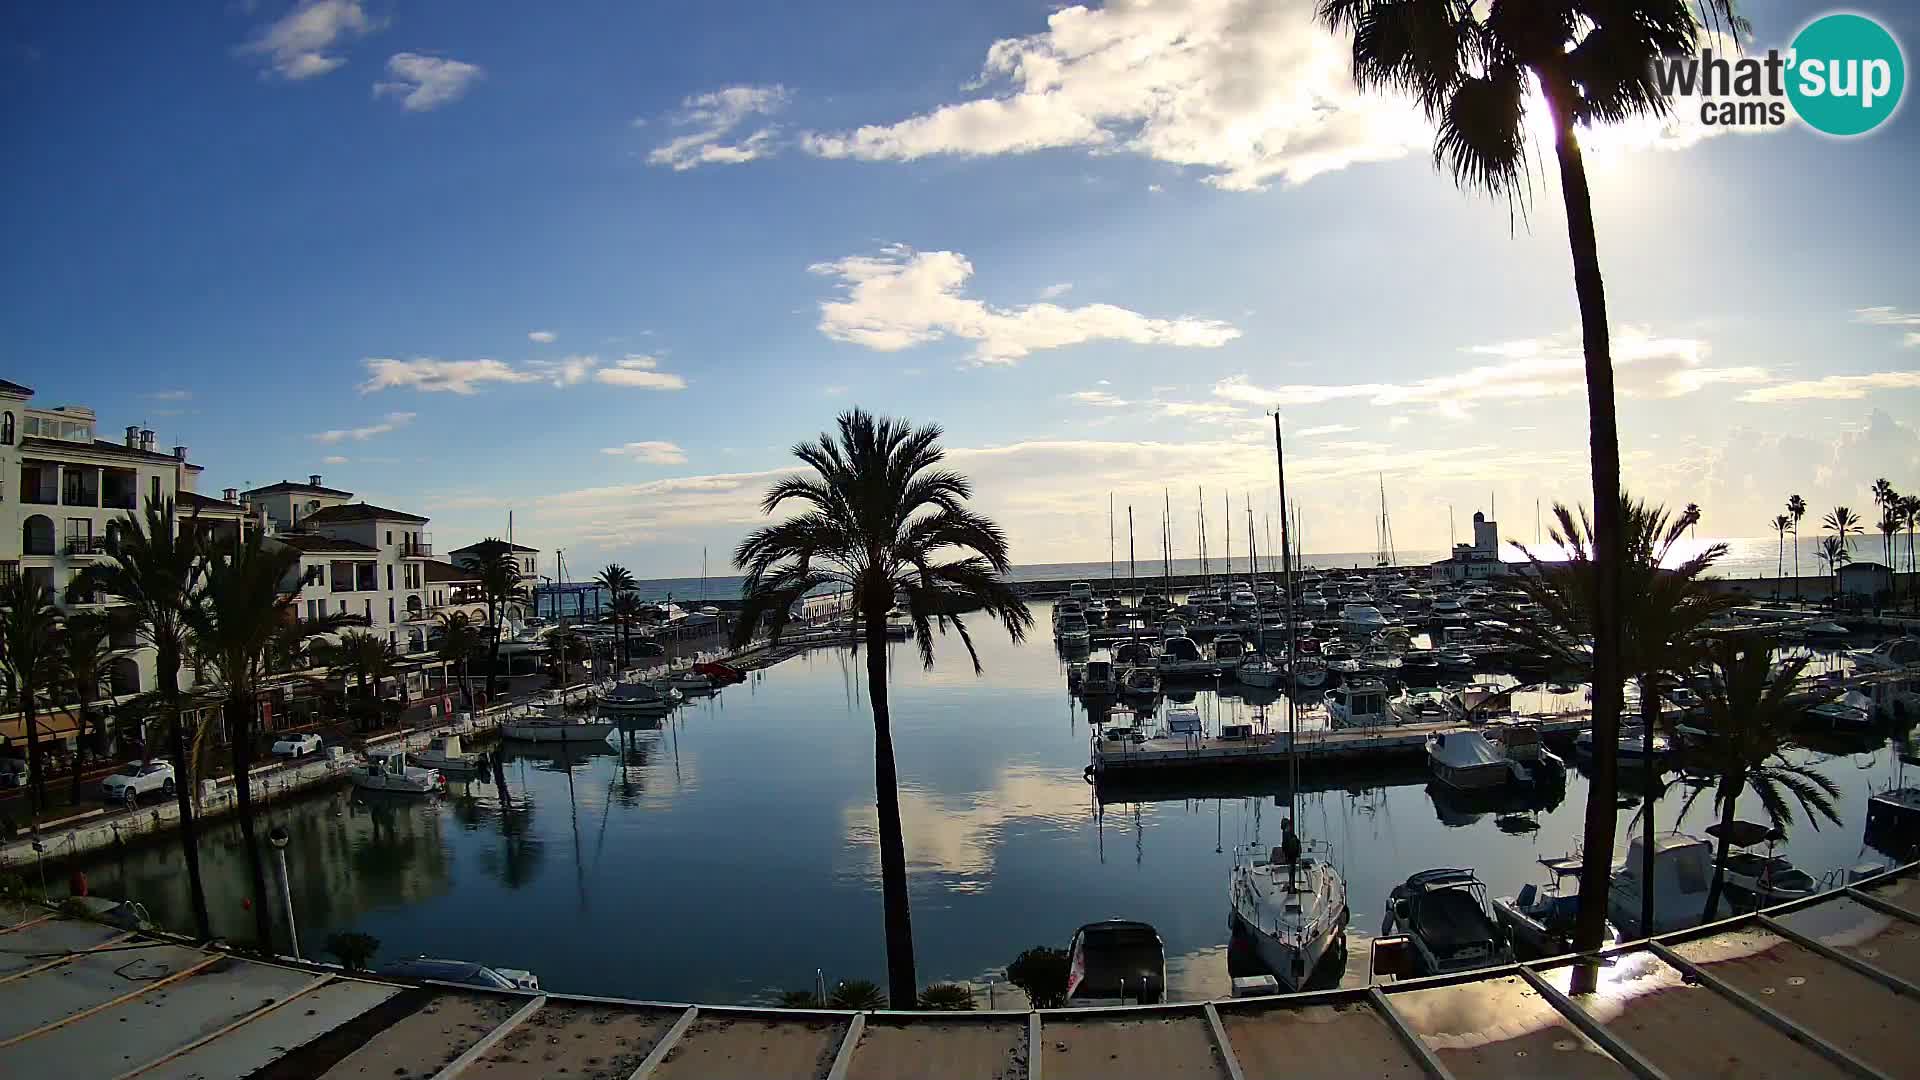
(1687, 634, 1841, 921)
(733, 409, 1032, 1004)
(461, 542, 521, 698)
(594, 563, 637, 669)
(435, 611, 484, 711)
(1901, 494, 1920, 609)
(1817, 536, 1851, 601)
(1317, 0, 1740, 989)
(1770, 514, 1792, 591)
(80, 498, 213, 939)
(56, 612, 118, 804)
(1503, 495, 1734, 937)
(185, 533, 355, 950)
(1682, 502, 1701, 540)
(608, 593, 645, 668)
(1871, 478, 1897, 565)
(0, 576, 61, 814)
(1824, 506, 1863, 553)
(1878, 508, 1902, 603)
(1787, 494, 1807, 599)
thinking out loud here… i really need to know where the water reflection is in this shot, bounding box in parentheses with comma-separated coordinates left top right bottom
(68, 604, 1917, 1004)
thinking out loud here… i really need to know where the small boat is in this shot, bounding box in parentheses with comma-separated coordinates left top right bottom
(1121, 664, 1161, 699)
(1067, 920, 1167, 1005)
(501, 714, 617, 744)
(1290, 657, 1329, 690)
(600, 681, 680, 726)
(1325, 679, 1391, 728)
(692, 660, 748, 685)
(1575, 725, 1671, 766)
(663, 667, 717, 692)
(351, 750, 441, 795)
(1380, 869, 1512, 977)
(380, 956, 540, 991)
(1804, 621, 1851, 639)
(1607, 832, 1720, 934)
(1236, 653, 1283, 688)
(1212, 633, 1248, 669)
(1230, 839, 1348, 990)
(1425, 730, 1517, 790)
(1389, 688, 1450, 725)
(1708, 820, 1818, 908)
(1156, 636, 1214, 676)
(413, 734, 482, 778)
(1081, 658, 1120, 696)
(1852, 636, 1920, 672)
(1806, 689, 1873, 728)
(1493, 857, 1616, 959)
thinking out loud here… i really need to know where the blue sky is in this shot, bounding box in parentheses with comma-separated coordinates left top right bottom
(5, 0, 1917, 577)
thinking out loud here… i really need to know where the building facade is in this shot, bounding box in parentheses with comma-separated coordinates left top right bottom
(1429, 512, 1510, 583)
(247, 490, 436, 655)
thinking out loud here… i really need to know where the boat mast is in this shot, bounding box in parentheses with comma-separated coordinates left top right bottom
(1224, 490, 1232, 585)
(1273, 413, 1300, 831)
(1128, 506, 1138, 657)
(1197, 485, 1208, 587)
(1109, 493, 1116, 591)
(1162, 490, 1172, 593)
(1246, 497, 1261, 647)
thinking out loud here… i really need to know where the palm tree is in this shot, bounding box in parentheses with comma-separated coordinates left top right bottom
(1825, 506, 1864, 553)
(1688, 634, 1841, 921)
(435, 611, 484, 711)
(185, 533, 355, 950)
(1871, 478, 1897, 564)
(545, 625, 588, 686)
(1787, 494, 1807, 599)
(608, 593, 645, 668)
(56, 612, 118, 804)
(1770, 514, 1792, 593)
(1317, 0, 1740, 990)
(595, 564, 637, 668)
(1682, 502, 1701, 540)
(1901, 494, 1920, 609)
(0, 576, 61, 814)
(81, 498, 213, 939)
(1504, 495, 1734, 937)
(733, 409, 1032, 1005)
(323, 630, 398, 730)
(460, 541, 521, 698)
(1817, 536, 1852, 601)
(1878, 508, 1902, 604)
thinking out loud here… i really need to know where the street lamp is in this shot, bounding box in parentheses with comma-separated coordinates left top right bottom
(268, 825, 299, 959)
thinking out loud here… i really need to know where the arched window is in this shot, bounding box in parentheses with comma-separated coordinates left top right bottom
(1, 411, 13, 444)
(21, 514, 54, 556)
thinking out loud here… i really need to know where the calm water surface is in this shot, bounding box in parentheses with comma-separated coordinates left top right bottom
(77, 603, 1913, 1004)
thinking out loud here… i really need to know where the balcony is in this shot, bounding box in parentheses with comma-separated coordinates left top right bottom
(0, 562, 17, 587)
(401, 534, 433, 558)
(64, 536, 108, 557)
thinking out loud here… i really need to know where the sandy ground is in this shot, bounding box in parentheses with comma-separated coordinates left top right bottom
(844, 1017, 1028, 1080)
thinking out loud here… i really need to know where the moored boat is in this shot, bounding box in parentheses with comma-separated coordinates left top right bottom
(1379, 868, 1511, 977)
(501, 713, 617, 744)
(413, 734, 481, 778)
(1493, 857, 1617, 958)
(351, 750, 441, 795)
(1065, 919, 1167, 1005)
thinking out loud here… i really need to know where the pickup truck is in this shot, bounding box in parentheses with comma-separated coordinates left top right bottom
(102, 761, 176, 802)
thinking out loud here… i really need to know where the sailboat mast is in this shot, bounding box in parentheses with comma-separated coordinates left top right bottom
(1224, 490, 1232, 584)
(1246, 497, 1261, 640)
(1197, 485, 1207, 586)
(1273, 413, 1300, 828)
(1128, 507, 1138, 656)
(1109, 493, 1116, 589)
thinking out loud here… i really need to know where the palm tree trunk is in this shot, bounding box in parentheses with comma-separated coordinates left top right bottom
(1703, 772, 1746, 923)
(69, 699, 91, 805)
(1638, 676, 1659, 938)
(1543, 73, 1626, 995)
(23, 692, 45, 817)
(865, 599, 916, 1006)
(225, 693, 275, 950)
(160, 644, 213, 940)
(1792, 526, 1800, 599)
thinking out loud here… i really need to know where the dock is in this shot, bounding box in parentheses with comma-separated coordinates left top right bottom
(2, 862, 1916, 1077)
(1090, 713, 1592, 778)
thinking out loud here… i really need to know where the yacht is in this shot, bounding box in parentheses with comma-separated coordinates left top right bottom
(351, 750, 441, 795)
(501, 712, 617, 744)
(1236, 653, 1284, 689)
(1066, 920, 1166, 1005)
(1607, 833, 1720, 934)
(1230, 840, 1348, 990)
(1325, 679, 1391, 728)
(1426, 723, 1562, 791)
(412, 734, 481, 779)
(1379, 869, 1511, 977)
(1494, 857, 1616, 959)
(1340, 604, 1389, 634)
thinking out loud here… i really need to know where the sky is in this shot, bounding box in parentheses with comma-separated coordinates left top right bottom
(4, 0, 1918, 578)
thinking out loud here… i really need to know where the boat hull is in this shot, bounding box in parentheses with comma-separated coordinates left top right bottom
(501, 721, 617, 743)
(1230, 903, 1347, 992)
(1429, 759, 1511, 791)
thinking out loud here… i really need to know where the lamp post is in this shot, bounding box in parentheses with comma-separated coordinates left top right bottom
(268, 825, 299, 959)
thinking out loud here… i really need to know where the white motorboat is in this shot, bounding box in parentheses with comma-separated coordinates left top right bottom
(1212, 633, 1248, 670)
(1430, 597, 1465, 618)
(1156, 636, 1214, 676)
(1066, 920, 1166, 1005)
(1236, 653, 1284, 689)
(1853, 636, 1920, 672)
(1230, 839, 1348, 990)
(1121, 664, 1161, 699)
(1081, 658, 1120, 696)
(1806, 689, 1873, 728)
(501, 713, 617, 744)
(1575, 725, 1671, 766)
(600, 681, 680, 726)
(1325, 679, 1391, 728)
(413, 734, 481, 778)
(1426, 723, 1562, 791)
(1804, 621, 1851, 639)
(1340, 604, 1389, 634)
(351, 750, 441, 795)
(1055, 611, 1092, 648)
(1389, 688, 1450, 725)
(665, 669, 717, 693)
(1607, 833, 1720, 934)
(1379, 869, 1511, 977)
(1494, 857, 1618, 959)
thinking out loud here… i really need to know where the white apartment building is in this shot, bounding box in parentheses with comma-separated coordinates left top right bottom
(245, 480, 435, 655)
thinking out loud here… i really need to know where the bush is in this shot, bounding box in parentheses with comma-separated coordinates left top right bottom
(826, 978, 887, 1009)
(324, 931, 380, 971)
(778, 989, 821, 1008)
(916, 983, 976, 1010)
(1006, 946, 1071, 1008)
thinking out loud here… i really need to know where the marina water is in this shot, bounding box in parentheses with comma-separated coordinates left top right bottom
(73, 602, 1910, 1004)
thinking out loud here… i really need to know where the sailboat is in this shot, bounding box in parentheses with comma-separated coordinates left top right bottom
(1229, 415, 1349, 990)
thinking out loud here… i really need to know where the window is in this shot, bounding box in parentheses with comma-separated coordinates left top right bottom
(307, 599, 322, 621)
(386, 530, 393, 545)
(150, 476, 160, 507)
(388, 598, 395, 623)
(0, 412, 11, 445)
(363, 599, 372, 623)
(386, 564, 394, 590)
(317, 598, 327, 618)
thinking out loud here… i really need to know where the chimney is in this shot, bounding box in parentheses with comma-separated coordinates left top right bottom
(125, 425, 138, 448)
(223, 487, 238, 504)
(173, 445, 188, 462)
(139, 429, 155, 451)
(309, 473, 323, 487)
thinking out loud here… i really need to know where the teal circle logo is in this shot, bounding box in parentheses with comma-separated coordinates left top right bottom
(1788, 13, 1905, 136)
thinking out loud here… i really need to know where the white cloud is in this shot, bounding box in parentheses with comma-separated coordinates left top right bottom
(1739, 372, 1920, 403)
(1070, 390, 1129, 407)
(810, 243, 1239, 364)
(647, 85, 789, 170)
(240, 0, 381, 80)
(145, 389, 192, 402)
(528, 330, 557, 343)
(312, 411, 416, 443)
(1856, 306, 1920, 347)
(1039, 282, 1073, 300)
(1297, 423, 1355, 438)
(1214, 329, 1767, 415)
(361, 358, 540, 394)
(374, 53, 483, 111)
(600, 440, 688, 465)
(594, 354, 688, 390)
(322, 455, 350, 465)
(530, 354, 599, 387)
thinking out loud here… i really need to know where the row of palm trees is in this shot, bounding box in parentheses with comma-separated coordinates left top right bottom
(1772, 483, 1917, 603)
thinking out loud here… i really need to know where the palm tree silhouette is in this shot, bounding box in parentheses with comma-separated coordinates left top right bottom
(1787, 494, 1807, 600)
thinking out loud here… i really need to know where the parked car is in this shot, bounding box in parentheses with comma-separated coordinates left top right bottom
(272, 732, 323, 758)
(102, 761, 176, 802)
(0, 757, 28, 789)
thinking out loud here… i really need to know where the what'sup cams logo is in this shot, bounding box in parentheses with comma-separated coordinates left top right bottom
(1653, 12, 1906, 136)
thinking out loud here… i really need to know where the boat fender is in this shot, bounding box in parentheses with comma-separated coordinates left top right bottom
(1083, 765, 1096, 784)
